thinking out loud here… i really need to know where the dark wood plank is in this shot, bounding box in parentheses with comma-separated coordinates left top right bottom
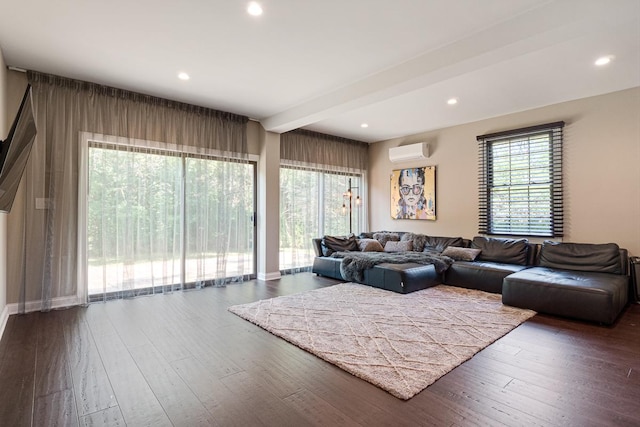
(98, 299, 152, 349)
(0, 313, 15, 359)
(503, 377, 639, 426)
(431, 369, 594, 426)
(128, 343, 217, 426)
(0, 313, 40, 426)
(282, 389, 362, 426)
(86, 313, 172, 426)
(475, 338, 640, 402)
(217, 370, 315, 426)
(79, 406, 125, 427)
(34, 309, 73, 398)
(171, 356, 264, 426)
(33, 389, 79, 427)
(414, 389, 511, 427)
(63, 308, 118, 417)
(114, 296, 195, 363)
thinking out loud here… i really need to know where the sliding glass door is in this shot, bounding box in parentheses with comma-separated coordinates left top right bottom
(279, 166, 363, 272)
(87, 143, 255, 300)
(184, 156, 255, 287)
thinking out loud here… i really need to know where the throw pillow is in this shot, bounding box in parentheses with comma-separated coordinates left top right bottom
(441, 246, 481, 261)
(321, 234, 358, 256)
(373, 232, 400, 248)
(357, 238, 384, 252)
(384, 240, 413, 252)
(401, 232, 428, 252)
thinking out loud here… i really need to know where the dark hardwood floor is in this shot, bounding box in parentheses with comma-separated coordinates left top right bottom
(0, 273, 638, 426)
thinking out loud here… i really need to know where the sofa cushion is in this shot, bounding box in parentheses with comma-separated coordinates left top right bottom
(384, 240, 413, 252)
(357, 238, 384, 252)
(321, 234, 358, 256)
(373, 232, 400, 247)
(444, 260, 529, 294)
(423, 236, 464, 253)
(441, 246, 481, 261)
(472, 236, 529, 265)
(539, 241, 622, 274)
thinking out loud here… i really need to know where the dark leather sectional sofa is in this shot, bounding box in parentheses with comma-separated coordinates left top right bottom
(311, 232, 631, 325)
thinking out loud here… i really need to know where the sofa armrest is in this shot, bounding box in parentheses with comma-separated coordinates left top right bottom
(620, 248, 629, 275)
(312, 238, 323, 257)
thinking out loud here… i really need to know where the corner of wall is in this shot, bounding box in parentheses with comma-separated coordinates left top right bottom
(0, 46, 9, 340)
(256, 127, 281, 279)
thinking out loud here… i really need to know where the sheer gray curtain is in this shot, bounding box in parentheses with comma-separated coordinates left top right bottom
(281, 129, 368, 171)
(279, 130, 368, 272)
(12, 72, 249, 311)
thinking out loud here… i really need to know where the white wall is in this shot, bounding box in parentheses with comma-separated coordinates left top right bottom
(369, 87, 640, 257)
(0, 47, 8, 336)
(256, 125, 281, 280)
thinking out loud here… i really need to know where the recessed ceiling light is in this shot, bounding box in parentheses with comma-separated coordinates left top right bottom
(447, 98, 458, 105)
(247, 2, 263, 16)
(360, 123, 369, 128)
(595, 56, 613, 66)
(178, 72, 190, 81)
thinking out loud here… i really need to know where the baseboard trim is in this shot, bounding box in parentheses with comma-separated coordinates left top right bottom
(0, 305, 9, 343)
(257, 272, 282, 281)
(7, 295, 83, 316)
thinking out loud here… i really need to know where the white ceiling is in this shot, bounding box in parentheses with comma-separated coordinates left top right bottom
(1, 0, 638, 143)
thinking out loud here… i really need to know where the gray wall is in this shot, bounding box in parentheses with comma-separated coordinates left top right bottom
(369, 87, 640, 256)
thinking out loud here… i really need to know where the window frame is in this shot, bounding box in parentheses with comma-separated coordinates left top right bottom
(477, 121, 564, 237)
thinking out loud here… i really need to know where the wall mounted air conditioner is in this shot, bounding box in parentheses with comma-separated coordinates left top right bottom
(388, 142, 429, 163)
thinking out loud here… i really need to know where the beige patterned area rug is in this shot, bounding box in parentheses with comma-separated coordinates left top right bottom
(228, 283, 536, 400)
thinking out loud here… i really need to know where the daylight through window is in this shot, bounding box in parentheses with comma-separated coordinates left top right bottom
(279, 166, 363, 272)
(87, 142, 255, 300)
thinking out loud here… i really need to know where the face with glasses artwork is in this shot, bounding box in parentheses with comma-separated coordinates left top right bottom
(396, 168, 432, 219)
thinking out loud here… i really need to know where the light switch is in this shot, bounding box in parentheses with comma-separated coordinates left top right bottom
(35, 198, 50, 209)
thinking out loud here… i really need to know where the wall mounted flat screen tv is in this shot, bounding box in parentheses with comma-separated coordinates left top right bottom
(0, 84, 37, 213)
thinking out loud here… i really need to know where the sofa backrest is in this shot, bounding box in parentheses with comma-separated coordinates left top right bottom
(421, 235, 466, 252)
(471, 236, 536, 266)
(314, 235, 628, 274)
(537, 241, 628, 275)
(315, 232, 469, 256)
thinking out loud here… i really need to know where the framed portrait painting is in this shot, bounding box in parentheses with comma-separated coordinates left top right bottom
(390, 166, 436, 220)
